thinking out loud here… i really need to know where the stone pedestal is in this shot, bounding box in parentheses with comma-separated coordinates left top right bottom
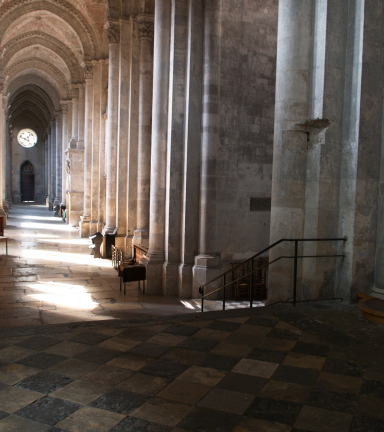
(192, 255, 221, 300)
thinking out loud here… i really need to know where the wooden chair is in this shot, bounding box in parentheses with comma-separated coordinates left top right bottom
(231, 257, 268, 301)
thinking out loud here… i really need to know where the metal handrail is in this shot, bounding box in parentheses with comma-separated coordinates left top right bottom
(199, 237, 347, 312)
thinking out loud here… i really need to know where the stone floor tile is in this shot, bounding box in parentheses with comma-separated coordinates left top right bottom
(245, 396, 302, 426)
(48, 358, 98, 378)
(140, 359, 189, 380)
(17, 352, 67, 370)
(82, 365, 133, 386)
(0, 382, 8, 391)
(271, 365, 319, 386)
(145, 324, 172, 333)
(198, 388, 254, 415)
(0, 410, 10, 420)
(306, 387, 356, 413)
(361, 379, 384, 398)
(118, 328, 157, 341)
(258, 337, 297, 352)
(0, 414, 49, 432)
(16, 336, 60, 351)
(314, 371, 362, 394)
(89, 388, 149, 414)
(117, 372, 170, 396)
(282, 353, 326, 370)
(15, 396, 80, 426)
(246, 347, 287, 364)
(176, 406, 240, 432)
(207, 321, 241, 333)
(349, 416, 384, 432)
(128, 342, 172, 359)
(158, 379, 211, 405)
(210, 342, 252, 358)
(355, 395, 384, 420)
(70, 331, 110, 346)
(216, 371, 267, 395)
(267, 328, 302, 341)
(0, 386, 44, 413)
(15, 370, 73, 395)
(294, 405, 352, 432)
(0, 363, 39, 385)
(223, 331, 266, 347)
(131, 397, 193, 427)
(235, 324, 272, 338)
(177, 337, 219, 352)
(246, 316, 279, 327)
(218, 316, 250, 324)
(42, 427, 68, 432)
(106, 354, 149, 371)
(44, 341, 89, 357)
(363, 368, 384, 383)
(233, 358, 279, 378)
(96, 337, 140, 352)
(260, 380, 310, 403)
(193, 328, 231, 341)
(55, 406, 125, 432)
(322, 358, 365, 377)
(291, 342, 330, 358)
(233, 417, 291, 432)
(50, 380, 110, 405)
(109, 416, 171, 432)
(197, 353, 241, 372)
(177, 366, 226, 386)
(73, 347, 121, 364)
(162, 324, 199, 337)
(147, 333, 187, 347)
(160, 348, 205, 365)
(0, 346, 37, 363)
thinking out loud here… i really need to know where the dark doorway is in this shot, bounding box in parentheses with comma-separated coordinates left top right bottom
(20, 161, 35, 202)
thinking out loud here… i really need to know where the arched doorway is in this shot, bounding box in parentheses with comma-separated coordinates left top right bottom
(20, 161, 35, 202)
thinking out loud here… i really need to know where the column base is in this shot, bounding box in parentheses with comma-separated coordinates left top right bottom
(163, 262, 179, 296)
(133, 229, 149, 248)
(192, 255, 221, 299)
(140, 250, 165, 295)
(0, 207, 7, 226)
(46, 197, 50, 207)
(97, 222, 105, 232)
(102, 226, 116, 235)
(79, 216, 91, 238)
(178, 263, 193, 298)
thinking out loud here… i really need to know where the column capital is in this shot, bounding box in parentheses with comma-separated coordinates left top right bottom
(50, 120, 56, 129)
(54, 110, 61, 121)
(104, 19, 120, 44)
(138, 15, 154, 41)
(71, 86, 79, 99)
(82, 64, 93, 79)
(60, 100, 69, 115)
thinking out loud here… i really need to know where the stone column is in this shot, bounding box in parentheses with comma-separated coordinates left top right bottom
(44, 134, 48, 202)
(103, 20, 120, 234)
(70, 88, 79, 148)
(180, 0, 203, 298)
(60, 101, 69, 205)
(79, 68, 94, 237)
(50, 121, 56, 206)
(0, 94, 6, 218)
(192, 0, 222, 293)
(54, 114, 62, 205)
(268, 0, 316, 303)
(77, 84, 85, 149)
(140, 0, 171, 294)
(134, 14, 154, 247)
(46, 134, 51, 203)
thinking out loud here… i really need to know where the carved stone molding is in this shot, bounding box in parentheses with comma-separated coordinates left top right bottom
(65, 159, 71, 174)
(71, 87, 79, 99)
(104, 20, 120, 44)
(138, 21, 154, 41)
(60, 101, 69, 115)
(83, 65, 93, 79)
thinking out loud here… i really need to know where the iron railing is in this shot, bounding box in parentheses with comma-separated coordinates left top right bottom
(199, 238, 347, 312)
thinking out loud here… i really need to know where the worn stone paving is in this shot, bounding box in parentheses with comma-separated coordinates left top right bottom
(0, 305, 383, 432)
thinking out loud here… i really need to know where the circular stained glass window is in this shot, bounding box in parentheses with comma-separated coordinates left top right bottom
(17, 129, 37, 148)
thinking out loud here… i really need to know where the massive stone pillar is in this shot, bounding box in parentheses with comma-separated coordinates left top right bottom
(77, 84, 85, 149)
(79, 70, 94, 237)
(192, 0, 222, 295)
(103, 20, 120, 234)
(46, 134, 51, 203)
(134, 14, 154, 248)
(141, 0, 171, 294)
(70, 88, 79, 148)
(163, 0, 188, 296)
(180, 0, 203, 298)
(60, 101, 68, 205)
(50, 121, 56, 206)
(268, 0, 316, 303)
(44, 134, 48, 202)
(54, 114, 62, 205)
(0, 94, 7, 219)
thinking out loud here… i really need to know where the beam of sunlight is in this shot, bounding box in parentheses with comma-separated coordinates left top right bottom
(20, 222, 76, 232)
(12, 233, 59, 238)
(21, 248, 113, 267)
(37, 238, 91, 245)
(27, 281, 97, 310)
(16, 216, 60, 221)
(180, 300, 200, 310)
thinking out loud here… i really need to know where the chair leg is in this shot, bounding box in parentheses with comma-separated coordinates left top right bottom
(124, 282, 126, 295)
(120, 277, 122, 292)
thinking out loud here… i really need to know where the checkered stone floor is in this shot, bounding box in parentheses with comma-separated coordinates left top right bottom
(0, 307, 383, 432)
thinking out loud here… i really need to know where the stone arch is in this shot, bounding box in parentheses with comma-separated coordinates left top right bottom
(5, 58, 70, 99)
(10, 84, 56, 120)
(0, 0, 100, 60)
(0, 32, 83, 83)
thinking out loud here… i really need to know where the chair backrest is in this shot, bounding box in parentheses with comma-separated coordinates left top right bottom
(0, 216, 4, 237)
